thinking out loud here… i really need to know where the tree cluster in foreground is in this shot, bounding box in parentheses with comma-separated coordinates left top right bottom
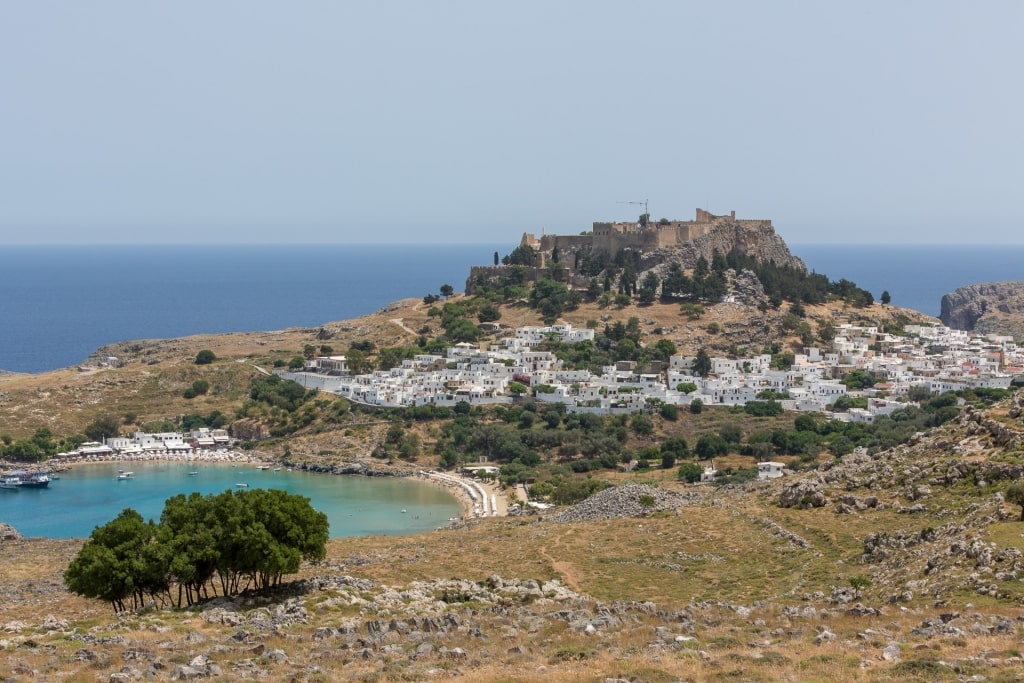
(64, 489, 329, 612)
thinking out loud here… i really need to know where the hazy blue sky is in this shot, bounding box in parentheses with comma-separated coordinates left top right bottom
(2, 1, 1021, 245)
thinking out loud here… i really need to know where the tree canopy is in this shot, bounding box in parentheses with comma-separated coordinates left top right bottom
(64, 489, 329, 612)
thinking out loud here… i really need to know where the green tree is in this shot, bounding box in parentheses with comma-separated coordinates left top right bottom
(661, 450, 676, 469)
(719, 423, 743, 444)
(693, 348, 712, 378)
(440, 283, 455, 298)
(64, 508, 157, 612)
(638, 272, 660, 305)
(195, 350, 216, 365)
(529, 278, 571, 319)
(660, 435, 689, 461)
(477, 304, 501, 323)
(689, 398, 704, 414)
(630, 414, 654, 437)
(1007, 483, 1024, 521)
(881, 290, 891, 305)
(695, 434, 729, 459)
(85, 415, 122, 442)
(817, 320, 837, 343)
(345, 348, 372, 374)
(650, 339, 677, 362)
(678, 462, 703, 483)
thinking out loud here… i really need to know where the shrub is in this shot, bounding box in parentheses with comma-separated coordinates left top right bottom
(194, 350, 216, 365)
(678, 462, 703, 483)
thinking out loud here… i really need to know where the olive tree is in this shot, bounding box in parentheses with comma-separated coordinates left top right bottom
(1006, 483, 1024, 521)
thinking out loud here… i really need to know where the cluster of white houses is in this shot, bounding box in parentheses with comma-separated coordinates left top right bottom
(283, 322, 1023, 422)
(59, 428, 232, 459)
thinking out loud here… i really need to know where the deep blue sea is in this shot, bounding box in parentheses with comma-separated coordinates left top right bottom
(0, 244, 504, 374)
(794, 244, 1024, 318)
(2, 243, 1022, 375)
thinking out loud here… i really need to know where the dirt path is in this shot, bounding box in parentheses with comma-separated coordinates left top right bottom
(538, 529, 584, 593)
(390, 318, 417, 335)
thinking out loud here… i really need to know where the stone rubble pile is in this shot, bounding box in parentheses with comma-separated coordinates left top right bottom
(546, 483, 698, 523)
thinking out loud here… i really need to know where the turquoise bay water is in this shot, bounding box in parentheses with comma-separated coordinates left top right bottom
(0, 462, 461, 539)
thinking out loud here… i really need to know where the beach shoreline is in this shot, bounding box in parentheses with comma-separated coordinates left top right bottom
(3, 451, 508, 526)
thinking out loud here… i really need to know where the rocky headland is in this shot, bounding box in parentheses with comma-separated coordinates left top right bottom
(940, 280, 1024, 340)
(641, 219, 806, 273)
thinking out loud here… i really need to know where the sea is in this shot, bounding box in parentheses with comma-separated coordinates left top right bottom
(0, 462, 461, 539)
(2, 242, 1023, 538)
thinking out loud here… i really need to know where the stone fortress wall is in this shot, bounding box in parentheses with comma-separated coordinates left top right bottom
(466, 208, 783, 294)
(520, 209, 772, 265)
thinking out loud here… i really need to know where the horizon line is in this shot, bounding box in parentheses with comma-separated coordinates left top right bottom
(4, 240, 1024, 248)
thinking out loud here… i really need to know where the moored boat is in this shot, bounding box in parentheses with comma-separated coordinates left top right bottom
(116, 471, 134, 480)
(18, 471, 50, 488)
(0, 473, 22, 490)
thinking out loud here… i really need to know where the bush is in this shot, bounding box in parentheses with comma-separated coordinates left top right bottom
(194, 350, 216, 365)
(678, 462, 703, 483)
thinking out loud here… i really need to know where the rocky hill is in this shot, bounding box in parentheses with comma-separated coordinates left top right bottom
(940, 280, 1024, 340)
(642, 219, 806, 273)
(5, 392, 1024, 680)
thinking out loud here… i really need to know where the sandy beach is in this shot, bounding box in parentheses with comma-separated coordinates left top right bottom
(4, 451, 510, 522)
(416, 470, 509, 519)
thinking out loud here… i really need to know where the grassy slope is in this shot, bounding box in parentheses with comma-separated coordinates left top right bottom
(13, 296, 1022, 681)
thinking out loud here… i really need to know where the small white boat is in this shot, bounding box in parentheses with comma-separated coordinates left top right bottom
(257, 465, 271, 471)
(235, 483, 249, 487)
(188, 471, 199, 476)
(273, 467, 282, 472)
(117, 471, 134, 480)
(401, 509, 407, 514)
(0, 474, 22, 490)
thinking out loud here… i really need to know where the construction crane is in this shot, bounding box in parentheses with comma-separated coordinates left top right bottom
(617, 199, 649, 226)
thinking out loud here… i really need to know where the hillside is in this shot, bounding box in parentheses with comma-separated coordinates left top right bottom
(12, 282, 1017, 681)
(0, 295, 932, 441)
(4, 392, 1024, 680)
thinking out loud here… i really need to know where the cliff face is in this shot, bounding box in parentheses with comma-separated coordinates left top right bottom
(642, 220, 806, 272)
(940, 281, 1024, 340)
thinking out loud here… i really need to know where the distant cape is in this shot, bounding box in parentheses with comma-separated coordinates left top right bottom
(940, 280, 1024, 340)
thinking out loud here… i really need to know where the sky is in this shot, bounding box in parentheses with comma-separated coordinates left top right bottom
(1, 1, 1022, 245)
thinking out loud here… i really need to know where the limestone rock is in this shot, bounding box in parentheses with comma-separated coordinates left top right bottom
(779, 480, 830, 509)
(940, 280, 1024, 340)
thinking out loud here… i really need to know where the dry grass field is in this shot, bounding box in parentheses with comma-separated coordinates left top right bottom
(5, 295, 1017, 682)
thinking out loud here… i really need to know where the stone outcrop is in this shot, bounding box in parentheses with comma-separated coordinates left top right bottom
(468, 212, 805, 293)
(0, 522, 22, 542)
(643, 220, 805, 274)
(939, 280, 1024, 340)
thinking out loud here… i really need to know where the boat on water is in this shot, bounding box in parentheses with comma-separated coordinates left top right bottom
(117, 471, 134, 480)
(235, 482, 248, 487)
(18, 471, 50, 488)
(188, 471, 199, 476)
(0, 474, 22, 490)
(257, 465, 271, 471)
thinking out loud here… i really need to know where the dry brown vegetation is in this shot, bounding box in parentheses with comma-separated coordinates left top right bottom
(8, 295, 1017, 682)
